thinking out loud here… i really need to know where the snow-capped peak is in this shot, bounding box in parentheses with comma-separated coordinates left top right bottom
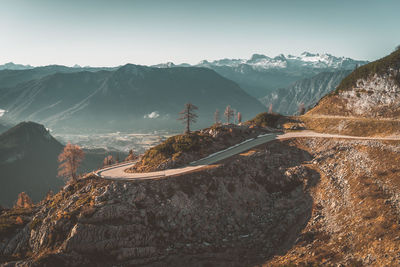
(192, 52, 368, 71)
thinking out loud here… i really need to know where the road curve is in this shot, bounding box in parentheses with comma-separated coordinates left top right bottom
(95, 131, 400, 181)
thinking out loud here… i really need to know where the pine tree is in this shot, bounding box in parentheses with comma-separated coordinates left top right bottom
(224, 105, 234, 124)
(178, 103, 198, 134)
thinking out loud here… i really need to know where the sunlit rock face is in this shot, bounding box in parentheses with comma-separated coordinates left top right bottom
(339, 70, 400, 117)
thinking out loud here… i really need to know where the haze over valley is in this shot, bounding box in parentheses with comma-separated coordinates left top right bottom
(1, 1, 400, 266)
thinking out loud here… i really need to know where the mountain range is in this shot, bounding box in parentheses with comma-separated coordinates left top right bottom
(260, 70, 352, 115)
(153, 52, 368, 98)
(0, 52, 368, 133)
(0, 65, 265, 133)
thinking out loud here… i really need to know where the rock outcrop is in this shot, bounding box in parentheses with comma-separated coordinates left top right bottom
(308, 49, 400, 118)
(0, 140, 316, 266)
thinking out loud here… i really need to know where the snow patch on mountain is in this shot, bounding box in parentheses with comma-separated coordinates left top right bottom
(154, 52, 367, 71)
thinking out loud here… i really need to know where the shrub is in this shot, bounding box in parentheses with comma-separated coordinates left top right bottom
(245, 112, 283, 128)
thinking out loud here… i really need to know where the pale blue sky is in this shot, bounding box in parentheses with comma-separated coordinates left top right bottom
(1, 0, 399, 66)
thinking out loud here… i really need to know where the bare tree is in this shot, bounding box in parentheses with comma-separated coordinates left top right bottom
(237, 112, 242, 124)
(224, 105, 234, 124)
(178, 102, 198, 133)
(115, 153, 119, 163)
(58, 143, 84, 182)
(298, 103, 306, 115)
(268, 104, 273, 114)
(214, 109, 221, 125)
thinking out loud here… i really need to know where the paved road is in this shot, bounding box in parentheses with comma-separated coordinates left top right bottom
(95, 131, 400, 181)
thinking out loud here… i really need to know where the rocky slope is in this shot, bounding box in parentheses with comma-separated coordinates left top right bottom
(1, 135, 399, 266)
(0, 138, 317, 266)
(308, 49, 400, 118)
(260, 70, 351, 115)
(268, 138, 400, 266)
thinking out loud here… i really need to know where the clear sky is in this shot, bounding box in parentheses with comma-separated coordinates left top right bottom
(1, 0, 399, 67)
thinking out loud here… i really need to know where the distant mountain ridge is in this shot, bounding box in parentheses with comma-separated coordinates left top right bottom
(0, 62, 33, 70)
(0, 65, 265, 133)
(260, 70, 352, 115)
(0, 122, 64, 207)
(153, 52, 368, 98)
(0, 121, 127, 207)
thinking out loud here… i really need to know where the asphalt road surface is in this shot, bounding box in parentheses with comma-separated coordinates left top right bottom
(95, 131, 400, 181)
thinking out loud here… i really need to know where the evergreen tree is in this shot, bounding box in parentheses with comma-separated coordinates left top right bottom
(178, 103, 198, 133)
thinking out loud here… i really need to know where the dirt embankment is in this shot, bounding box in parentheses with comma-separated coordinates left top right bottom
(300, 115, 400, 137)
(267, 138, 400, 266)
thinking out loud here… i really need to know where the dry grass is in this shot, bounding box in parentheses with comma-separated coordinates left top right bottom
(266, 139, 400, 266)
(300, 116, 400, 136)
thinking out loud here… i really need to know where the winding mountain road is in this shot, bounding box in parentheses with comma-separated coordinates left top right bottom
(95, 131, 400, 181)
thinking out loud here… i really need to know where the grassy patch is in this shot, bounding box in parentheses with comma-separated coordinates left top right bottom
(301, 116, 400, 136)
(245, 112, 284, 128)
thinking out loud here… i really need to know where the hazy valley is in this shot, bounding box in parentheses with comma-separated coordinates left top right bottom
(1, 32, 400, 267)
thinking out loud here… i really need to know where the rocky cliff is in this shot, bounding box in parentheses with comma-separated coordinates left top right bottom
(308, 49, 400, 118)
(260, 70, 351, 115)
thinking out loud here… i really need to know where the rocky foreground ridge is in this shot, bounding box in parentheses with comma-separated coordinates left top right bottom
(1, 134, 400, 266)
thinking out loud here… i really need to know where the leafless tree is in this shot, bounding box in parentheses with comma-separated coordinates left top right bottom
(224, 105, 234, 124)
(214, 109, 221, 125)
(178, 102, 198, 133)
(237, 112, 242, 124)
(268, 104, 273, 114)
(298, 103, 306, 115)
(58, 143, 84, 182)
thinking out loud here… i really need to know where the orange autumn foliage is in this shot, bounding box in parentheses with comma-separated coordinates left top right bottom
(58, 143, 84, 182)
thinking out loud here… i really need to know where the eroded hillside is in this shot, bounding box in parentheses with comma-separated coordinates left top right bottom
(308, 49, 400, 118)
(1, 134, 399, 266)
